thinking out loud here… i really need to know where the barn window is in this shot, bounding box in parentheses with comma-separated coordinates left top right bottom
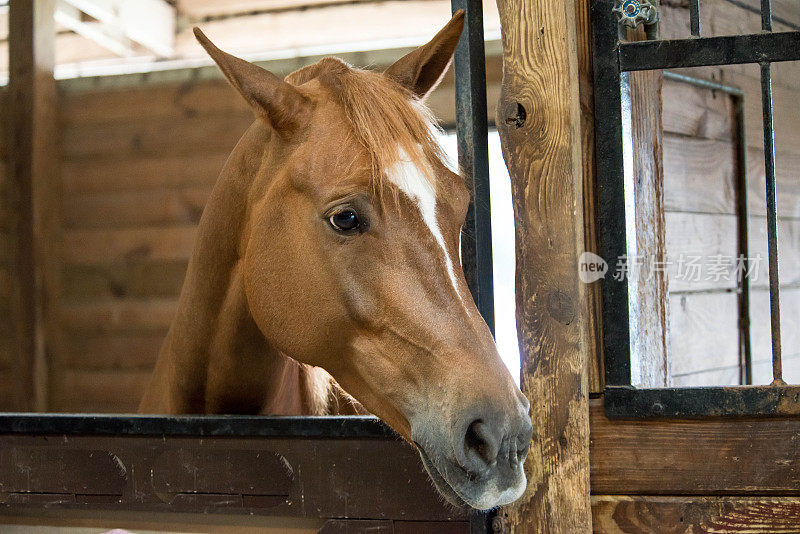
(592, 0, 800, 417)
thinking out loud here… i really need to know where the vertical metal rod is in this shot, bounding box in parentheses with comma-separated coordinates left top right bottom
(761, 0, 772, 31)
(451, 0, 495, 335)
(733, 95, 753, 385)
(593, 0, 632, 387)
(689, 0, 701, 36)
(760, 61, 783, 385)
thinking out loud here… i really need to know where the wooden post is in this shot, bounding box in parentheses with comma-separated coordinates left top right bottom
(8, 0, 57, 411)
(495, 0, 592, 531)
(624, 19, 670, 388)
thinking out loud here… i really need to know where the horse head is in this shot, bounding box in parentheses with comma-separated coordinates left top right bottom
(194, 12, 532, 510)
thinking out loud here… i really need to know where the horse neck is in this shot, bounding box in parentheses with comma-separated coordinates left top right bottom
(140, 122, 327, 415)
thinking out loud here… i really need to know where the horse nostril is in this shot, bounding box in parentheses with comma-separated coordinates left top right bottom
(464, 420, 500, 469)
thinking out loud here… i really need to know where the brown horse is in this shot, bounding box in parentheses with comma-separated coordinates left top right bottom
(139, 11, 532, 510)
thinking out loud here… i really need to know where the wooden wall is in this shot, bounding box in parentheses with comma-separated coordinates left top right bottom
(660, 0, 800, 386)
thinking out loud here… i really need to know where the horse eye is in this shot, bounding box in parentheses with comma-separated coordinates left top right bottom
(329, 209, 360, 232)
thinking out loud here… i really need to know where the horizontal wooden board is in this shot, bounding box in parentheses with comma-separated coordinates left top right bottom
(49, 370, 152, 413)
(62, 152, 228, 194)
(665, 213, 800, 292)
(669, 288, 800, 380)
(60, 110, 253, 160)
(592, 495, 800, 534)
(669, 291, 740, 379)
(671, 353, 800, 387)
(748, 148, 800, 219)
(60, 298, 177, 334)
(177, 0, 372, 19)
(662, 80, 734, 142)
(60, 79, 250, 126)
(61, 226, 198, 265)
(61, 332, 164, 371)
(751, 354, 800, 385)
(663, 134, 736, 215)
(589, 399, 800, 495)
(62, 185, 212, 229)
(61, 261, 188, 302)
(664, 139, 800, 219)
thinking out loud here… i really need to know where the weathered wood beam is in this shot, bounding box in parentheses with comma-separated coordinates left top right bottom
(624, 21, 670, 387)
(589, 399, 800, 494)
(592, 496, 800, 533)
(495, 0, 592, 530)
(61, 0, 175, 57)
(8, 0, 58, 411)
(54, 1, 135, 57)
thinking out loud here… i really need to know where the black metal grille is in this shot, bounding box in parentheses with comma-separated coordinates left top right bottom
(591, 0, 800, 418)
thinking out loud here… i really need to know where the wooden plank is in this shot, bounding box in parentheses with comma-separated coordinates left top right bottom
(62, 185, 212, 229)
(589, 398, 800, 495)
(49, 369, 152, 412)
(752, 353, 800, 385)
(669, 291, 740, 379)
(748, 148, 800, 219)
(663, 135, 735, 215)
(671, 353, 800, 386)
(665, 213, 800, 292)
(59, 298, 177, 334)
(177, 1, 501, 62)
(61, 332, 164, 371)
(61, 260, 188, 301)
(592, 496, 800, 534)
(665, 212, 738, 293)
(61, 226, 198, 265)
(663, 137, 800, 219)
(60, 79, 250, 125)
(662, 79, 735, 142)
(669, 288, 800, 381)
(575, 0, 604, 393)
(62, 152, 228, 194)
(495, 0, 592, 530)
(7, 0, 58, 412)
(60, 110, 253, 160)
(625, 29, 669, 388)
(177, 0, 375, 19)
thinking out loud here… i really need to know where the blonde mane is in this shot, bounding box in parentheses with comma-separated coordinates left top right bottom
(286, 57, 446, 197)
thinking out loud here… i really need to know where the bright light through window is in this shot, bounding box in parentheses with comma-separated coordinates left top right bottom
(439, 131, 521, 384)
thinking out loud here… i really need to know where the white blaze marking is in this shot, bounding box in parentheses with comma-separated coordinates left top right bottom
(387, 148, 462, 300)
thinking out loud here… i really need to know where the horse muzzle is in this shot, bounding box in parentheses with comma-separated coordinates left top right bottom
(412, 400, 533, 510)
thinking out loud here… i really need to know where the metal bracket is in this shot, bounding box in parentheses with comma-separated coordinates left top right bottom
(613, 0, 660, 40)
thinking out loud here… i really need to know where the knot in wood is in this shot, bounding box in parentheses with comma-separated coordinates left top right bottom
(546, 290, 575, 325)
(503, 101, 527, 128)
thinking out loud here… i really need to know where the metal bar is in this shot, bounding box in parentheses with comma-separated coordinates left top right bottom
(592, 0, 632, 386)
(451, 0, 494, 334)
(662, 70, 742, 95)
(761, 0, 772, 31)
(0, 414, 393, 437)
(760, 61, 784, 385)
(619, 31, 800, 71)
(604, 385, 800, 418)
(735, 94, 753, 385)
(689, 0, 701, 36)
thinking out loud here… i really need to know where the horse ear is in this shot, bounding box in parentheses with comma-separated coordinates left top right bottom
(194, 27, 308, 133)
(383, 10, 465, 100)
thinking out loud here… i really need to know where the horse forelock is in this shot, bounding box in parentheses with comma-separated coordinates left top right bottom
(286, 57, 446, 203)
